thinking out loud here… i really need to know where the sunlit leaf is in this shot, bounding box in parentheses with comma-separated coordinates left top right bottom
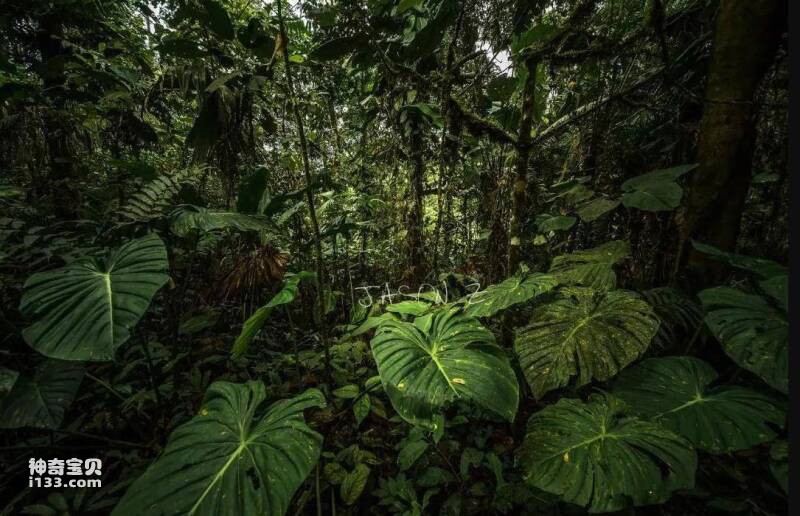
(113, 383, 325, 515)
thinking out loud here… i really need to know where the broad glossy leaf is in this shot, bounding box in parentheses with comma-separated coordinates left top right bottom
(370, 308, 518, 429)
(620, 165, 697, 212)
(700, 286, 788, 393)
(515, 288, 658, 399)
(642, 287, 703, 349)
(0, 360, 84, 429)
(691, 241, 787, 279)
(463, 271, 558, 318)
(113, 383, 325, 516)
(518, 393, 696, 513)
(171, 205, 271, 237)
(20, 234, 169, 361)
(575, 198, 620, 222)
(613, 356, 784, 452)
(548, 240, 629, 290)
(343, 312, 397, 339)
(233, 272, 315, 356)
(536, 214, 576, 232)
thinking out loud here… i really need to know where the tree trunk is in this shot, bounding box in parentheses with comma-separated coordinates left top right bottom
(38, 14, 80, 219)
(507, 57, 539, 272)
(676, 0, 786, 282)
(407, 115, 427, 283)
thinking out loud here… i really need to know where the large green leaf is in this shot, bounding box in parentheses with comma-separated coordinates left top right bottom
(575, 198, 620, 222)
(171, 205, 271, 237)
(699, 286, 788, 394)
(518, 393, 696, 513)
(548, 240, 629, 290)
(620, 164, 697, 212)
(20, 234, 169, 361)
(370, 308, 518, 429)
(642, 287, 703, 349)
(535, 214, 576, 232)
(515, 288, 659, 399)
(613, 356, 784, 453)
(232, 272, 315, 356)
(0, 360, 84, 429)
(462, 270, 558, 318)
(691, 241, 787, 279)
(113, 383, 325, 516)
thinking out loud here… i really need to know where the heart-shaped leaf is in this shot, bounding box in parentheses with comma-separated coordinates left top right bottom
(548, 240, 629, 290)
(613, 356, 784, 453)
(370, 308, 518, 429)
(700, 285, 788, 394)
(113, 383, 325, 515)
(0, 360, 84, 429)
(515, 288, 658, 398)
(517, 393, 696, 513)
(620, 164, 697, 212)
(20, 234, 169, 361)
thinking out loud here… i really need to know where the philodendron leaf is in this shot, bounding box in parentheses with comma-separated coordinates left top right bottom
(548, 240, 629, 290)
(113, 383, 325, 516)
(20, 234, 169, 361)
(0, 360, 84, 429)
(575, 198, 620, 222)
(620, 164, 697, 211)
(462, 270, 558, 318)
(370, 308, 518, 430)
(699, 285, 788, 394)
(691, 241, 787, 279)
(518, 393, 696, 513)
(232, 271, 315, 356)
(515, 288, 658, 399)
(171, 205, 271, 237)
(613, 356, 784, 453)
(535, 214, 576, 232)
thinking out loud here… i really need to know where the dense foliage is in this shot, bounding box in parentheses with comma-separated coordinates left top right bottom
(0, 0, 788, 514)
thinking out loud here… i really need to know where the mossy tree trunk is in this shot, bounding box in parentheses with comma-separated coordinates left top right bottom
(676, 0, 786, 282)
